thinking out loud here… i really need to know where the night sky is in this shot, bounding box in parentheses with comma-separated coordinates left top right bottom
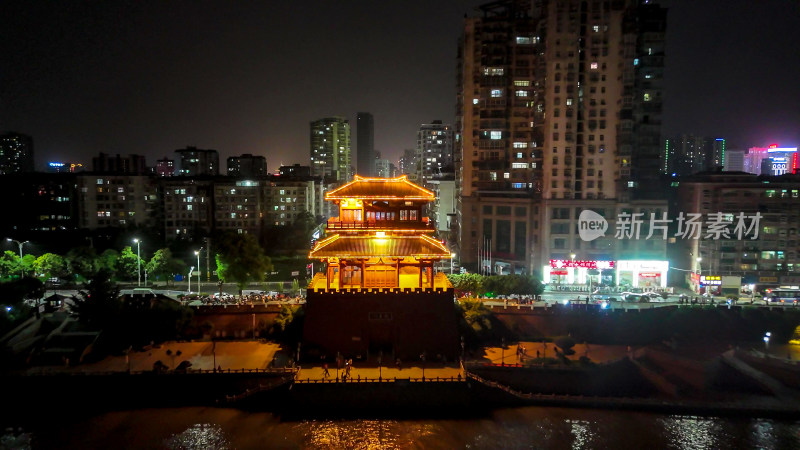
(1, 1, 798, 171)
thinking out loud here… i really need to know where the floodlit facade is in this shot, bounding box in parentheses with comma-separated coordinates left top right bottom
(304, 175, 459, 360)
(309, 175, 451, 290)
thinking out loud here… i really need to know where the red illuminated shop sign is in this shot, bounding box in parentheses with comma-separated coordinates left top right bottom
(639, 272, 660, 278)
(550, 260, 615, 270)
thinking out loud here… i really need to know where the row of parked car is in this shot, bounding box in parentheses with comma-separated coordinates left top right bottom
(591, 291, 667, 302)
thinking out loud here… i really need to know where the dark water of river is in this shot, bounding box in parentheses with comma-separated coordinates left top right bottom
(7, 406, 800, 449)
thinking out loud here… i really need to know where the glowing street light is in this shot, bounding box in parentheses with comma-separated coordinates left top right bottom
(195, 249, 202, 294)
(133, 238, 141, 286)
(570, 253, 576, 284)
(188, 266, 195, 294)
(6, 238, 29, 277)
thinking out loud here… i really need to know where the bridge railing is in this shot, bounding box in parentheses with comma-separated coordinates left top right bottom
(292, 375, 465, 384)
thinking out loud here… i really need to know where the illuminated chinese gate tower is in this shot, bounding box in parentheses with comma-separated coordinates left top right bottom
(304, 175, 459, 360)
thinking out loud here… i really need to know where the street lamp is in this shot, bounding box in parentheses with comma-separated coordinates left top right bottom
(188, 266, 195, 293)
(570, 253, 576, 285)
(6, 239, 29, 277)
(133, 238, 141, 286)
(195, 249, 202, 294)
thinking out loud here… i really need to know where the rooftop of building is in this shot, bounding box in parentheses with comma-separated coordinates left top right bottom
(309, 234, 451, 260)
(325, 175, 435, 201)
(679, 170, 800, 184)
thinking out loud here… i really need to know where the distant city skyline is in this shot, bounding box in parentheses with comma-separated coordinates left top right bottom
(1, 0, 798, 171)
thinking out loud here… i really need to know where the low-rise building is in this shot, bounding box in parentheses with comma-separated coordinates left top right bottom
(675, 171, 800, 291)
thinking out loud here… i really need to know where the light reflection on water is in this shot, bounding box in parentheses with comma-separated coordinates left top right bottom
(164, 423, 230, 450)
(292, 420, 437, 449)
(13, 407, 800, 449)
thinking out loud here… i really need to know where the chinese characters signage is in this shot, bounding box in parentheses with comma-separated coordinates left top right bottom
(550, 260, 615, 269)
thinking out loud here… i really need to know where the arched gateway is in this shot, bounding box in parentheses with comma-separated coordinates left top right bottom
(303, 175, 460, 360)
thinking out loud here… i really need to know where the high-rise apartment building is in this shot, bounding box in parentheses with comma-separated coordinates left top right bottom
(707, 138, 726, 170)
(91, 153, 147, 174)
(457, 0, 667, 275)
(175, 147, 219, 176)
(156, 157, 175, 176)
(399, 149, 418, 180)
(76, 174, 160, 229)
(375, 157, 395, 178)
(310, 117, 352, 182)
(356, 112, 375, 176)
(416, 120, 455, 182)
(0, 132, 35, 174)
(227, 154, 267, 178)
(663, 136, 726, 176)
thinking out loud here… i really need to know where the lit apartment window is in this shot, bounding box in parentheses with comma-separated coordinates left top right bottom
(491, 89, 502, 97)
(590, 62, 598, 69)
(504, 172, 510, 179)
(473, 98, 479, 104)
(490, 131, 502, 140)
(490, 172, 497, 181)
(513, 142, 528, 148)
(516, 36, 531, 44)
(515, 90, 528, 97)
(514, 80, 530, 87)
(512, 163, 528, 169)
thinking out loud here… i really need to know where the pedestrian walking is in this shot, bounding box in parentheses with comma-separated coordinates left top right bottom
(323, 363, 330, 378)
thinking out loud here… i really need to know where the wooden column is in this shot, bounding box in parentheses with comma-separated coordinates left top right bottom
(396, 259, 400, 287)
(361, 259, 366, 288)
(418, 261, 423, 288)
(430, 262, 435, 289)
(326, 262, 330, 290)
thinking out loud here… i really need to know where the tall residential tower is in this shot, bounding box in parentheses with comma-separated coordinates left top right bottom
(457, 0, 667, 276)
(0, 132, 35, 174)
(310, 117, 352, 183)
(416, 120, 455, 183)
(356, 112, 375, 176)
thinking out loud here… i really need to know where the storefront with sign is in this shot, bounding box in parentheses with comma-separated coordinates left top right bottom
(615, 260, 668, 289)
(543, 260, 615, 285)
(700, 275, 722, 295)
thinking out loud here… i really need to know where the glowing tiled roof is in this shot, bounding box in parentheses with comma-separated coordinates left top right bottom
(325, 175, 435, 201)
(309, 234, 451, 259)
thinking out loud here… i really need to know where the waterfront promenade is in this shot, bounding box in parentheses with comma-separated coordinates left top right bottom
(22, 339, 633, 380)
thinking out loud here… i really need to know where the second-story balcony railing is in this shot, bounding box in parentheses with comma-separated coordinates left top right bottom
(327, 217, 432, 231)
